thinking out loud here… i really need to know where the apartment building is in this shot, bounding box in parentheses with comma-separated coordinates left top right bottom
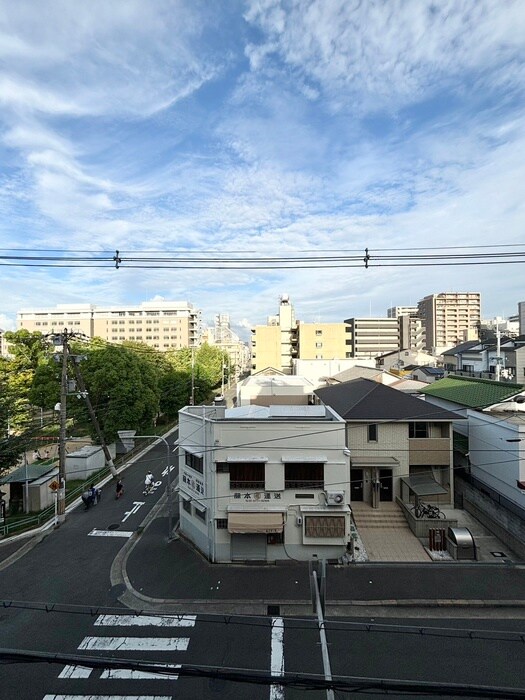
(17, 301, 201, 351)
(251, 295, 298, 374)
(343, 317, 400, 358)
(519, 301, 525, 337)
(417, 292, 481, 355)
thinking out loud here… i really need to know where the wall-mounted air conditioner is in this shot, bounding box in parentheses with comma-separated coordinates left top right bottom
(325, 490, 345, 505)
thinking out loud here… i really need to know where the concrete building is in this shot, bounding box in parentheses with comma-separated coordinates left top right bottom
(236, 374, 316, 407)
(387, 305, 418, 318)
(343, 317, 400, 359)
(178, 403, 351, 562)
(417, 292, 481, 355)
(519, 302, 525, 337)
(251, 296, 352, 374)
(17, 301, 201, 351)
(376, 349, 439, 373)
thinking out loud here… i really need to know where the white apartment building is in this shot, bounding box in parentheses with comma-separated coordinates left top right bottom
(17, 301, 201, 351)
(343, 317, 400, 358)
(417, 292, 481, 355)
(178, 404, 351, 562)
(204, 314, 250, 382)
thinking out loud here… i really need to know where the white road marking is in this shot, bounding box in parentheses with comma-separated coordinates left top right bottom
(43, 695, 171, 699)
(122, 501, 144, 522)
(95, 614, 196, 627)
(100, 664, 181, 680)
(78, 636, 190, 651)
(88, 529, 133, 538)
(161, 464, 175, 477)
(58, 665, 92, 678)
(270, 616, 285, 700)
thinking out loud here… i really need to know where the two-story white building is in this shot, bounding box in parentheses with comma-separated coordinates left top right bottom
(178, 404, 351, 563)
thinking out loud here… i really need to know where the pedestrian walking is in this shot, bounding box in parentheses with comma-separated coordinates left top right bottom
(115, 478, 124, 499)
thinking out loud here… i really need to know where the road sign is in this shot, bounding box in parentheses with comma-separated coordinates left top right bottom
(49, 480, 60, 491)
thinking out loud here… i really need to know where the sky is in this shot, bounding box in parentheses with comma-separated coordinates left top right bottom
(0, 0, 524, 340)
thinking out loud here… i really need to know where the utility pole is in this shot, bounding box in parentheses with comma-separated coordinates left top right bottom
(57, 328, 69, 522)
(190, 347, 195, 405)
(71, 358, 118, 477)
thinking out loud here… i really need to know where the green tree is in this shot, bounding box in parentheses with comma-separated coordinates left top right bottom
(80, 343, 161, 441)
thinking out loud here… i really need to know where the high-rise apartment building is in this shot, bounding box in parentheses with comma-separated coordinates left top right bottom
(17, 301, 201, 351)
(417, 292, 481, 354)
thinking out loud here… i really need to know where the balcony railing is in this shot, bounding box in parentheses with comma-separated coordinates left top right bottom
(230, 481, 265, 490)
(285, 480, 324, 489)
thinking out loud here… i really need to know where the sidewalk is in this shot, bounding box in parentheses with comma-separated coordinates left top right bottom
(121, 500, 525, 615)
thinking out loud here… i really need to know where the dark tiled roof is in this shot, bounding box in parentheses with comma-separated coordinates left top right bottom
(315, 378, 460, 422)
(442, 340, 480, 356)
(1, 463, 56, 484)
(420, 375, 525, 409)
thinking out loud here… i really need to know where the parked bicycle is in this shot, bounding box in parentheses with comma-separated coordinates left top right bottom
(413, 502, 446, 519)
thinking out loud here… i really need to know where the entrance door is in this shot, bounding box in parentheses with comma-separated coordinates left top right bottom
(230, 534, 267, 561)
(350, 469, 364, 501)
(379, 468, 393, 501)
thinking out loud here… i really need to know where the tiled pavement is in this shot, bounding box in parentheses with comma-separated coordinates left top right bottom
(351, 502, 431, 562)
(351, 501, 520, 563)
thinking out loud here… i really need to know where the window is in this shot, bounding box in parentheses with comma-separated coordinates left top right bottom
(185, 451, 203, 473)
(315, 342, 323, 348)
(409, 422, 429, 438)
(195, 507, 206, 522)
(315, 330, 322, 336)
(182, 499, 192, 514)
(267, 532, 284, 544)
(285, 463, 324, 489)
(216, 518, 228, 529)
(367, 424, 378, 442)
(229, 463, 265, 489)
(304, 516, 345, 538)
(216, 462, 229, 473)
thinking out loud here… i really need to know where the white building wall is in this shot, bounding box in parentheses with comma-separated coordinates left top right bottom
(178, 405, 351, 562)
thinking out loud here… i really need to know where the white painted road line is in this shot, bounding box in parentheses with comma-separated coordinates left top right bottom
(95, 614, 196, 627)
(270, 616, 285, 700)
(88, 529, 134, 538)
(43, 695, 172, 699)
(78, 636, 190, 652)
(100, 664, 181, 680)
(58, 665, 92, 679)
(122, 501, 145, 522)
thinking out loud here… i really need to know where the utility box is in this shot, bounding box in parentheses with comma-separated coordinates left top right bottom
(446, 526, 477, 560)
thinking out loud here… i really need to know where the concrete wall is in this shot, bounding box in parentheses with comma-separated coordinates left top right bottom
(456, 477, 525, 560)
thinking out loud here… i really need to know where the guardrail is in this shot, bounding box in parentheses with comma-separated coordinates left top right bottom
(0, 431, 170, 539)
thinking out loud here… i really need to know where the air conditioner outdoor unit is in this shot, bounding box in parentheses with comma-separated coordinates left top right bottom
(326, 490, 345, 505)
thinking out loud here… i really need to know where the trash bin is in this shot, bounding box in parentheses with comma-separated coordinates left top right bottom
(446, 526, 477, 560)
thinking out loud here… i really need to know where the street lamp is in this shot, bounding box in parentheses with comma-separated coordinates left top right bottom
(118, 431, 175, 540)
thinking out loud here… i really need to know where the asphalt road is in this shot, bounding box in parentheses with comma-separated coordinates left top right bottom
(1, 431, 525, 699)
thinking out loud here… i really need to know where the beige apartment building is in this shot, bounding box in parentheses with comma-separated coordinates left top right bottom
(417, 292, 481, 354)
(251, 296, 353, 374)
(17, 301, 201, 351)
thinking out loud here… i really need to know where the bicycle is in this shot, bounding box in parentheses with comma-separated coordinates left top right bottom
(414, 502, 445, 519)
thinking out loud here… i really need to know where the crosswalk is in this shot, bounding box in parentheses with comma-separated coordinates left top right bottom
(41, 612, 286, 699)
(42, 613, 197, 700)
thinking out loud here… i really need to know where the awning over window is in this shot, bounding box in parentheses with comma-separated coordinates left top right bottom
(180, 445, 203, 457)
(225, 455, 268, 462)
(281, 453, 327, 462)
(401, 476, 448, 496)
(227, 512, 284, 534)
(193, 500, 207, 513)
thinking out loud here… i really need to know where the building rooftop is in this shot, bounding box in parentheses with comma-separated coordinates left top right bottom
(420, 375, 525, 409)
(315, 377, 460, 422)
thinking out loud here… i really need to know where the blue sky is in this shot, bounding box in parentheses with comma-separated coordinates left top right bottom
(0, 0, 524, 339)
